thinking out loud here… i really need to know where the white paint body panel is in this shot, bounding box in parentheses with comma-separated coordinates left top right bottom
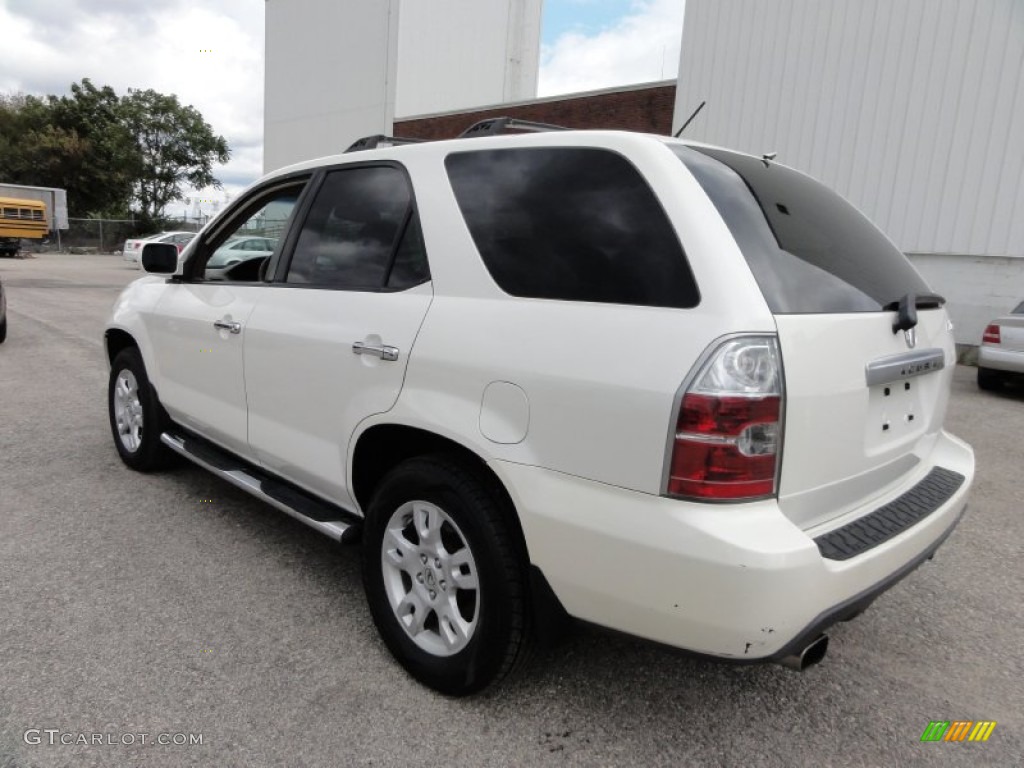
(774, 310, 955, 530)
(495, 429, 972, 659)
(148, 284, 260, 460)
(106, 130, 974, 663)
(244, 284, 432, 507)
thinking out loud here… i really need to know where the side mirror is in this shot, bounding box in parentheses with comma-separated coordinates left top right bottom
(141, 242, 179, 274)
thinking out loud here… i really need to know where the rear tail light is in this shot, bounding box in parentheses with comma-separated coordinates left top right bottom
(982, 324, 1000, 344)
(667, 336, 783, 501)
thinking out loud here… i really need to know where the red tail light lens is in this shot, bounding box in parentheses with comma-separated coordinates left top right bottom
(667, 337, 783, 501)
(982, 324, 1000, 344)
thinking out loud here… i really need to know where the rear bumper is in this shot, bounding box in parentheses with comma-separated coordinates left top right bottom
(493, 429, 973, 660)
(978, 345, 1024, 374)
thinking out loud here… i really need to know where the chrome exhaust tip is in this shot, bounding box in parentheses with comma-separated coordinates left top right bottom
(778, 634, 829, 671)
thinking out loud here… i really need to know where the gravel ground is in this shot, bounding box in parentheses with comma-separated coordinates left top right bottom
(0, 253, 1021, 767)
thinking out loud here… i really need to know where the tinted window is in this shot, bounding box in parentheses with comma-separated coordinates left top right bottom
(287, 166, 411, 289)
(445, 148, 698, 308)
(386, 210, 430, 290)
(674, 146, 930, 313)
(1013, 301, 1024, 315)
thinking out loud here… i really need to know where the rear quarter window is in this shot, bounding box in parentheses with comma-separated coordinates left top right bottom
(445, 147, 699, 309)
(673, 145, 931, 313)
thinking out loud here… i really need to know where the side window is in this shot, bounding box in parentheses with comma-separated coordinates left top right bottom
(386, 210, 429, 290)
(204, 186, 302, 278)
(286, 166, 415, 290)
(445, 147, 699, 308)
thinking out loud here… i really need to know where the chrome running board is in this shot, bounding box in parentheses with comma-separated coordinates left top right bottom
(161, 431, 361, 544)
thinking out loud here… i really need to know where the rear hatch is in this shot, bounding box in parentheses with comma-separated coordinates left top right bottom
(674, 145, 955, 530)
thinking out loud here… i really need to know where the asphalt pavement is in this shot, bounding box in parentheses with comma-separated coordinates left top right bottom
(0, 253, 1021, 767)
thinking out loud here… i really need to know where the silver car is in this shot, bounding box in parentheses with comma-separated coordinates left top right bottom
(978, 301, 1024, 389)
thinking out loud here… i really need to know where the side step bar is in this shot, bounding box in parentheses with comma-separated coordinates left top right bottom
(161, 431, 362, 544)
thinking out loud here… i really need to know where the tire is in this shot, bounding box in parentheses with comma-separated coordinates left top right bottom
(362, 456, 532, 696)
(977, 366, 1003, 391)
(108, 347, 173, 471)
(0, 314, 6, 344)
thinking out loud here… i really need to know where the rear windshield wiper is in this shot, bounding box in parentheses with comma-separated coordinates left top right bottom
(882, 292, 945, 312)
(884, 293, 946, 334)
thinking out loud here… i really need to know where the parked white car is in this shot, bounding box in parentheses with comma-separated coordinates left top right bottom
(104, 122, 974, 695)
(977, 300, 1024, 389)
(208, 235, 277, 269)
(122, 231, 195, 265)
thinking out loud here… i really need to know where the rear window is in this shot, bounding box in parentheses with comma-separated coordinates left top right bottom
(1013, 301, 1024, 315)
(673, 145, 931, 313)
(446, 147, 699, 309)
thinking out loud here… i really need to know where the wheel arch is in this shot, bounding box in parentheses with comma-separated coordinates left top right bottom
(351, 424, 530, 560)
(104, 327, 138, 365)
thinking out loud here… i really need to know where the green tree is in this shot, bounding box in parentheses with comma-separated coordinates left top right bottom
(1, 81, 136, 216)
(1, 79, 230, 224)
(119, 88, 230, 229)
(47, 79, 137, 215)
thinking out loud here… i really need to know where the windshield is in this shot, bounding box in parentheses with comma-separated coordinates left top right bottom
(673, 145, 932, 314)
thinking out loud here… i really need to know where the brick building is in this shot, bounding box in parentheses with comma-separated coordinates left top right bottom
(394, 80, 676, 140)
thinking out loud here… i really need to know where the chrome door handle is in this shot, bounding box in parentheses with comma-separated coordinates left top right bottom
(352, 341, 399, 361)
(213, 319, 242, 334)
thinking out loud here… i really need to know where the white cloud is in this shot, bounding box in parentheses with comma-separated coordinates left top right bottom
(1, 0, 265, 205)
(539, 0, 685, 96)
(4, 0, 689, 209)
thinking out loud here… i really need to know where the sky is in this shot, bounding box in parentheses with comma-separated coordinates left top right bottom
(0, 0, 685, 212)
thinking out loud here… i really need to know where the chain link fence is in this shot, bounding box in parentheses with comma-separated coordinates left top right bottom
(55, 217, 208, 254)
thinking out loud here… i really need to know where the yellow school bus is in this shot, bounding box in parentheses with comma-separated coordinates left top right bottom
(0, 196, 48, 257)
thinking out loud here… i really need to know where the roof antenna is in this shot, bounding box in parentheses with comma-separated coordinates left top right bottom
(761, 151, 777, 168)
(674, 100, 706, 137)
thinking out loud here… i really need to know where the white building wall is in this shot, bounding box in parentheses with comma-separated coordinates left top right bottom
(264, 0, 399, 172)
(264, 0, 542, 172)
(674, 0, 1024, 343)
(396, 0, 543, 117)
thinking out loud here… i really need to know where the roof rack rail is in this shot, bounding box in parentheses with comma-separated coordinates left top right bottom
(344, 135, 424, 153)
(459, 117, 568, 138)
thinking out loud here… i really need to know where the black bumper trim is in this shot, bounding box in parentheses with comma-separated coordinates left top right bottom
(770, 505, 965, 663)
(813, 467, 966, 561)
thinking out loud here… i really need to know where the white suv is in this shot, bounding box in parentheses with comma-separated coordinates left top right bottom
(105, 122, 974, 695)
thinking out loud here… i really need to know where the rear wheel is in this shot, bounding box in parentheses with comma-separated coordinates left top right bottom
(0, 314, 6, 343)
(108, 347, 173, 471)
(977, 366, 1003, 391)
(362, 456, 531, 695)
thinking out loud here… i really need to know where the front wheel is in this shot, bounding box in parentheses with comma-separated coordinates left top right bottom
(362, 456, 532, 695)
(108, 347, 173, 471)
